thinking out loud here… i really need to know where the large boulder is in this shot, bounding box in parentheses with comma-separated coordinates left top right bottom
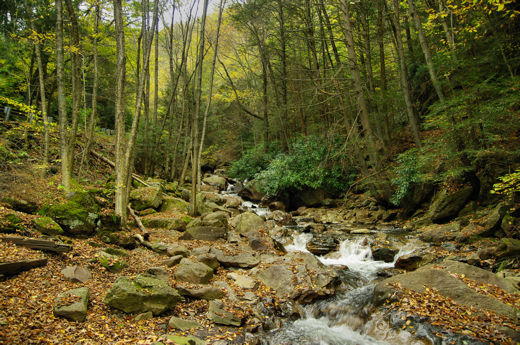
(104, 274, 181, 315)
(374, 260, 519, 319)
(160, 197, 188, 213)
(231, 212, 265, 237)
(291, 188, 325, 210)
(394, 250, 436, 271)
(256, 264, 308, 298)
(129, 186, 163, 211)
(238, 181, 265, 202)
(39, 191, 101, 236)
(53, 287, 90, 322)
(202, 176, 227, 191)
(429, 188, 473, 224)
(478, 202, 510, 237)
(210, 248, 259, 268)
(179, 217, 228, 241)
(419, 222, 461, 243)
(174, 259, 214, 284)
(402, 182, 435, 215)
(493, 238, 520, 262)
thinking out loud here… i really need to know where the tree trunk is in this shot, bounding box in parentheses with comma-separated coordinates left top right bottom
(407, 0, 445, 103)
(392, 0, 423, 149)
(189, 0, 210, 217)
(80, 1, 100, 174)
(23, 0, 49, 170)
(197, 0, 225, 189)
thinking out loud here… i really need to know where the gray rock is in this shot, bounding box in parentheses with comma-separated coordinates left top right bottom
(207, 301, 244, 326)
(145, 267, 169, 281)
(169, 316, 203, 331)
(151, 243, 169, 255)
(175, 259, 214, 284)
(394, 251, 436, 271)
(203, 211, 230, 224)
(305, 235, 337, 255)
(249, 237, 268, 251)
(238, 181, 265, 202)
(104, 274, 181, 315)
(179, 218, 228, 242)
(256, 265, 298, 298)
(419, 222, 461, 242)
(372, 248, 398, 263)
(53, 287, 90, 322)
(227, 273, 258, 289)
(210, 248, 259, 268)
(161, 255, 183, 267)
(192, 246, 211, 256)
(231, 212, 266, 237)
(202, 176, 227, 190)
(135, 311, 153, 321)
(374, 260, 519, 319)
(161, 335, 207, 345)
(195, 253, 220, 270)
(350, 229, 372, 234)
(176, 285, 224, 300)
(61, 266, 92, 283)
(467, 253, 480, 266)
(493, 238, 520, 261)
(429, 188, 473, 223)
(167, 244, 190, 257)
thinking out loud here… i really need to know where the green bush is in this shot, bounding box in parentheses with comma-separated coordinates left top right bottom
(227, 143, 276, 181)
(254, 136, 356, 195)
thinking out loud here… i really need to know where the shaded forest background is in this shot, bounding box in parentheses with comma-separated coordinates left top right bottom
(1, 0, 520, 217)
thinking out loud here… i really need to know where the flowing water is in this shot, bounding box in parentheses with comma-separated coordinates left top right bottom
(227, 191, 430, 344)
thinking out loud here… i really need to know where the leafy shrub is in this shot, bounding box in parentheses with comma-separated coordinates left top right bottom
(253, 136, 356, 195)
(227, 143, 276, 181)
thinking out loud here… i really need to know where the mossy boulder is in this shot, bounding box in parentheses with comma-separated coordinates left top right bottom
(39, 191, 101, 236)
(104, 274, 182, 315)
(97, 251, 128, 273)
(0, 213, 25, 234)
(130, 186, 163, 211)
(160, 197, 188, 213)
(32, 216, 64, 235)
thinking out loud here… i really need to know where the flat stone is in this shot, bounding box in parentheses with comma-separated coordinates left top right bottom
(145, 267, 169, 281)
(61, 266, 92, 283)
(169, 316, 203, 331)
(161, 255, 183, 267)
(135, 311, 153, 321)
(207, 301, 244, 326)
(210, 248, 259, 268)
(176, 285, 224, 300)
(227, 273, 258, 289)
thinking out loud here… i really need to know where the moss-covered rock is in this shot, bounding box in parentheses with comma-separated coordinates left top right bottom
(1, 196, 38, 214)
(97, 254, 128, 273)
(160, 197, 188, 213)
(32, 216, 64, 235)
(129, 187, 163, 211)
(0, 213, 25, 234)
(429, 188, 473, 224)
(39, 191, 101, 236)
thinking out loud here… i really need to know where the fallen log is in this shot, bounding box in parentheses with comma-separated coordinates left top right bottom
(0, 258, 48, 275)
(1, 236, 72, 253)
(127, 204, 147, 233)
(90, 149, 150, 187)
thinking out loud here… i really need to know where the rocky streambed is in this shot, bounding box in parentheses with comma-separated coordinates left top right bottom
(1, 174, 519, 345)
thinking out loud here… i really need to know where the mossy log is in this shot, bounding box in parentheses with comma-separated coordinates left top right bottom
(1, 236, 72, 252)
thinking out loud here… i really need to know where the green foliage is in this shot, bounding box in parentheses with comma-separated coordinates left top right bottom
(491, 169, 520, 198)
(252, 135, 356, 195)
(227, 143, 277, 181)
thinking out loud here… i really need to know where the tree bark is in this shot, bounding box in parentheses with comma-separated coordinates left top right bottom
(407, 0, 445, 103)
(392, 0, 423, 149)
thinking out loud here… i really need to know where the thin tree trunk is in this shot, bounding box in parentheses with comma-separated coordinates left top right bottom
(23, 0, 49, 169)
(407, 0, 445, 103)
(80, 1, 100, 173)
(114, 0, 127, 220)
(393, 0, 423, 149)
(197, 0, 225, 189)
(378, 0, 391, 145)
(276, 0, 290, 152)
(189, 0, 210, 217)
